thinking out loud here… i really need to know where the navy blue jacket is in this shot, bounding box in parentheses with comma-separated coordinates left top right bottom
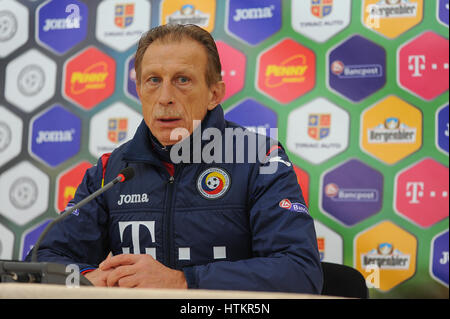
(27, 106, 323, 293)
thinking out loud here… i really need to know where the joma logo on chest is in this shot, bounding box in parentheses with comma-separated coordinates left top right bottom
(117, 193, 149, 205)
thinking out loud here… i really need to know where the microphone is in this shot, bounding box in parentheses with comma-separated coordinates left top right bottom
(31, 167, 135, 263)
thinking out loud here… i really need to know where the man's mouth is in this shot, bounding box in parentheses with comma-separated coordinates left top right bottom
(158, 118, 180, 122)
(156, 117, 183, 126)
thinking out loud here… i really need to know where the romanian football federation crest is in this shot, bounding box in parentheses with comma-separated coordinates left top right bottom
(115, 3, 135, 29)
(311, 0, 333, 18)
(197, 167, 231, 199)
(308, 114, 331, 140)
(108, 118, 128, 143)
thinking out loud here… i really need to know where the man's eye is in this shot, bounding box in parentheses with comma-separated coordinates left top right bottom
(177, 76, 190, 84)
(147, 77, 160, 84)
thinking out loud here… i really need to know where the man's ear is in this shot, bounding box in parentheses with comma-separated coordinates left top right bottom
(207, 81, 226, 111)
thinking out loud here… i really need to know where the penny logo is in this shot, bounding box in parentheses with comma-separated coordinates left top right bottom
(265, 55, 309, 88)
(64, 47, 116, 110)
(257, 39, 315, 104)
(70, 62, 109, 95)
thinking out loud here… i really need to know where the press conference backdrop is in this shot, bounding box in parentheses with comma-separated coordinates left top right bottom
(0, 0, 448, 298)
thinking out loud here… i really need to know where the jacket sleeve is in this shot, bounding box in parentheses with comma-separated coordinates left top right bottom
(183, 144, 323, 294)
(25, 157, 110, 272)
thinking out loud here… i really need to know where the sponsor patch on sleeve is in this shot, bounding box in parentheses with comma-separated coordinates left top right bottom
(279, 198, 309, 214)
(64, 202, 79, 216)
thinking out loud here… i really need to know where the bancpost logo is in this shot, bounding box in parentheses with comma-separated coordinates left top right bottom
(257, 39, 315, 104)
(291, 0, 351, 43)
(355, 221, 417, 292)
(225, 0, 282, 46)
(328, 35, 386, 102)
(96, 0, 151, 52)
(320, 159, 383, 227)
(36, 0, 88, 55)
(361, 96, 422, 165)
(161, 0, 216, 32)
(64, 47, 116, 110)
(56, 161, 92, 212)
(287, 98, 349, 164)
(363, 0, 423, 39)
(395, 158, 449, 228)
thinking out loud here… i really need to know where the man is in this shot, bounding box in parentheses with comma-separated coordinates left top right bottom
(28, 24, 323, 293)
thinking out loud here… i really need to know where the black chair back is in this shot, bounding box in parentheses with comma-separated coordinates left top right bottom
(321, 262, 369, 298)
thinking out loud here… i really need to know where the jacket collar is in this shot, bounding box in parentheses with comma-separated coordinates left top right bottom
(123, 105, 225, 165)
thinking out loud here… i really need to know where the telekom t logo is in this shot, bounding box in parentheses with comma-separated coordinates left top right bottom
(406, 181, 448, 205)
(395, 159, 449, 227)
(399, 32, 449, 100)
(406, 182, 424, 203)
(408, 54, 449, 77)
(119, 221, 155, 257)
(216, 41, 246, 102)
(408, 55, 426, 77)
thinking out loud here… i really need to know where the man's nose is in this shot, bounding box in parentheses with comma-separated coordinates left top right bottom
(158, 81, 174, 106)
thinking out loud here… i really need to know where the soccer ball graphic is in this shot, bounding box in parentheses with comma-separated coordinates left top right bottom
(206, 176, 220, 190)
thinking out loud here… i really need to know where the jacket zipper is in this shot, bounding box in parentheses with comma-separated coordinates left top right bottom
(164, 165, 183, 268)
(125, 159, 181, 267)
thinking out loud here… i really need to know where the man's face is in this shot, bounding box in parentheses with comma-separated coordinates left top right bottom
(136, 38, 225, 146)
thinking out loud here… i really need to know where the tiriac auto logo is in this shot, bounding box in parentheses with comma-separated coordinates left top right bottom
(257, 38, 316, 104)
